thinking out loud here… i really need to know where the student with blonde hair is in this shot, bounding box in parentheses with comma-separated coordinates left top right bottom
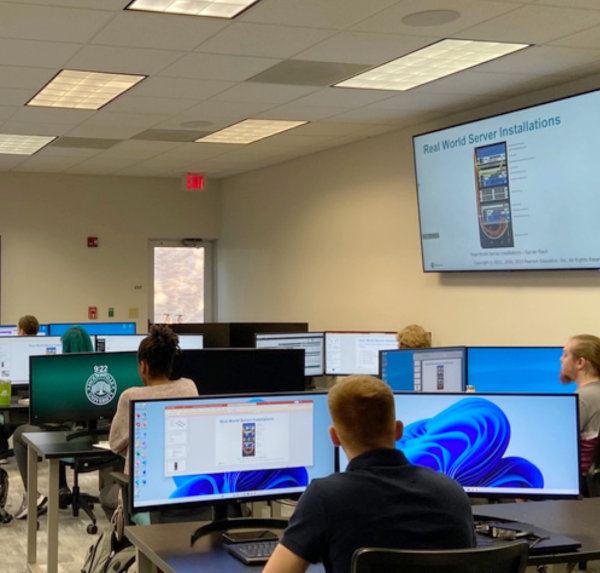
(397, 324, 431, 349)
(263, 375, 474, 573)
(560, 334, 600, 488)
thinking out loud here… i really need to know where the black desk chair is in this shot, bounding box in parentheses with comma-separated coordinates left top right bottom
(62, 453, 124, 534)
(351, 542, 529, 573)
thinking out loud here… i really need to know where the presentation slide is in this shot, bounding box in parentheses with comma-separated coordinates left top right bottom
(326, 332, 397, 375)
(164, 401, 313, 477)
(414, 89, 600, 271)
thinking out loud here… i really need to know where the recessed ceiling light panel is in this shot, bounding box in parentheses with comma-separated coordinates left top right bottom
(0, 134, 57, 155)
(196, 119, 308, 144)
(27, 70, 146, 110)
(335, 39, 530, 91)
(126, 0, 261, 19)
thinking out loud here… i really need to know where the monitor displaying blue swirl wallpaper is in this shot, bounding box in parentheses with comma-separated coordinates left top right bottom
(130, 391, 335, 513)
(338, 393, 580, 498)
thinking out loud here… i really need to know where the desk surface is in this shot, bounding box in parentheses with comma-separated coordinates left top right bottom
(126, 498, 600, 572)
(126, 520, 324, 573)
(22, 430, 111, 458)
(474, 498, 600, 564)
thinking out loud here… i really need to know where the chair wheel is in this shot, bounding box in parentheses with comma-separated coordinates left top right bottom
(87, 523, 98, 535)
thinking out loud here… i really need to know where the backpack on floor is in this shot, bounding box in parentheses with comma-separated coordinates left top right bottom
(0, 468, 13, 525)
(81, 528, 135, 573)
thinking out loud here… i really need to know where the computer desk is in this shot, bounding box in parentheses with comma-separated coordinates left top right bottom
(125, 497, 600, 573)
(22, 430, 116, 573)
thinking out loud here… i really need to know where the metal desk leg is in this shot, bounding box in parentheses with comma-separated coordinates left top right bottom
(26, 444, 38, 569)
(46, 458, 60, 573)
(136, 547, 159, 573)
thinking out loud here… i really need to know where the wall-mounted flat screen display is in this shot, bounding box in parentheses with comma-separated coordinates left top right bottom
(414, 88, 600, 272)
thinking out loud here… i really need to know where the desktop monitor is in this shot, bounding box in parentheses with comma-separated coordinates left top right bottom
(0, 336, 63, 386)
(255, 332, 324, 377)
(129, 391, 335, 513)
(178, 334, 204, 350)
(380, 347, 466, 392)
(325, 331, 398, 375)
(0, 324, 49, 336)
(95, 335, 146, 352)
(48, 322, 137, 336)
(170, 348, 305, 394)
(95, 333, 204, 353)
(29, 351, 143, 425)
(466, 347, 571, 393)
(338, 392, 580, 499)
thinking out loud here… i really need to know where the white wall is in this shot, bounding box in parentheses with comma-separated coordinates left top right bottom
(217, 77, 600, 347)
(0, 172, 220, 331)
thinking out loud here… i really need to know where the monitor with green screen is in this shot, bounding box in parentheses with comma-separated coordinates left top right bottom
(29, 351, 143, 425)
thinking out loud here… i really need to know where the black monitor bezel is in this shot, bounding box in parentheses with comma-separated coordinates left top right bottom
(254, 331, 325, 377)
(29, 350, 141, 425)
(128, 390, 333, 514)
(47, 321, 137, 336)
(338, 391, 581, 500)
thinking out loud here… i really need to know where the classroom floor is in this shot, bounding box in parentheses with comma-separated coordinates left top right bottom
(1, 454, 111, 573)
(0, 452, 598, 573)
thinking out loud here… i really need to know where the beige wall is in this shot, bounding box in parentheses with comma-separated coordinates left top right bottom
(0, 172, 220, 331)
(217, 78, 600, 347)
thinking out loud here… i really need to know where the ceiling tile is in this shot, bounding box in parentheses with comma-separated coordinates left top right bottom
(0, 39, 81, 68)
(196, 22, 336, 58)
(92, 11, 228, 51)
(459, 4, 600, 43)
(65, 45, 185, 75)
(248, 60, 370, 86)
(0, 3, 114, 42)
(352, 0, 520, 36)
(159, 52, 280, 81)
(293, 32, 430, 65)
(240, 0, 400, 28)
(212, 82, 320, 104)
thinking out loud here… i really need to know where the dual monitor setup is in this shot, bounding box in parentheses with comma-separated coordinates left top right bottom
(130, 390, 581, 519)
(254, 331, 569, 395)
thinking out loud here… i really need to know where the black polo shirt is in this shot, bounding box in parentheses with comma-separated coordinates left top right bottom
(280, 448, 475, 573)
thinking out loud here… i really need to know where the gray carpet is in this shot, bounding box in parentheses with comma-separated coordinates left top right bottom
(0, 454, 111, 573)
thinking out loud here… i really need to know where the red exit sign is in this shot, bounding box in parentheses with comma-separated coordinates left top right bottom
(186, 173, 204, 191)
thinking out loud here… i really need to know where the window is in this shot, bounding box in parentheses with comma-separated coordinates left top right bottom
(150, 240, 214, 324)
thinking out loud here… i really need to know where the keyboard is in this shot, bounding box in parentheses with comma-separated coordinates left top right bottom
(226, 540, 279, 565)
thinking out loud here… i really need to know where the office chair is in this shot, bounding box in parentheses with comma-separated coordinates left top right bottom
(62, 453, 124, 534)
(351, 542, 529, 573)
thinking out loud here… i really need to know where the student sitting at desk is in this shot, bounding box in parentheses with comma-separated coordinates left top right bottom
(559, 334, 600, 494)
(263, 375, 475, 573)
(108, 324, 198, 537)
(396, 323, 432, 349)
(0, 315, 40, 464)
(13, 325, 94, 518)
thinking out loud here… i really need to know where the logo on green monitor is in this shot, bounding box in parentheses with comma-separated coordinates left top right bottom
(85, 365, 117, 406)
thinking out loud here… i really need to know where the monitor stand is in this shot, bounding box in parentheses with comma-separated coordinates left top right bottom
(190, 503, 288, 546)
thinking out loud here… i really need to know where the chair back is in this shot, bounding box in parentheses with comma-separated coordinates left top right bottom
(351, 542, 529, 573)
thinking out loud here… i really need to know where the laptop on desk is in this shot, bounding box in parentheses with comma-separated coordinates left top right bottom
(474, 515, 582, 555)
